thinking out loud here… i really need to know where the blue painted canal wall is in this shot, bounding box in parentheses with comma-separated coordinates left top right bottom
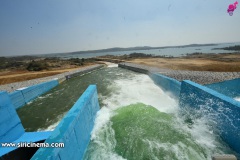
(8, 80, 59, 109)
(205, 78, 240, 98)
(149, 73, 181, 99)
(120, 63, 240, 156)
(0, 91, 25, 143)
(31, 85, 100, 160)
(0, 91, 51, 157)
(148, 72, 240, 155)
(8, 90, 26, 110)
(179, 80, 240, 155)
(7, 65, 104, 110)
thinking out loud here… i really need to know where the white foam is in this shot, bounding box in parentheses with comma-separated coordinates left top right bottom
(26, 101, 33, 105)
(91, 107, 112, 140)
(100, 61, 118, 68)
(87, 73, 180, 159)
(40, 120, 60, 131)
(174, 115, 224, 157)
(16, 87, 28, 91)
(143, 140, 206, 160)
(102, 74, 178, 113)
(87, 107, 126, 160)
(107, 64, 118, 68)
(234, 97, 240, 102)
(88, 71, 229, 159)
(38, 93, 53, 99)
(37, 113, 65, 131)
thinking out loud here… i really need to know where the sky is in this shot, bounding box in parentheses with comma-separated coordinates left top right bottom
(0, 0, 240, 56)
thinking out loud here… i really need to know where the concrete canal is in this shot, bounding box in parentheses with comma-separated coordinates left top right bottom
(17, 65, 236, 160)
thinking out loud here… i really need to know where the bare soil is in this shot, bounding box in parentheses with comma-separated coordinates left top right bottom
(1, 53, 240, 85)
(0, 64, 95, 85)
(127, 53, 240, 72)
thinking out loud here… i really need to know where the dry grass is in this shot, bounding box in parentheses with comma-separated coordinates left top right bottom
(127, 53, 240, 72)
(0, 65, 93, 85)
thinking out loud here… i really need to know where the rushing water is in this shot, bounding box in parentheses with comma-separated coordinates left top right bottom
(17, 66, 132, 131)
(235, 97, 240, 102)
(17, 66, 236, 159)
(82, 67, 235, 160)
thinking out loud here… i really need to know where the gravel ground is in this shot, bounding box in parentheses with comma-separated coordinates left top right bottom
(0, 64, 104, 93)
(120, 62, 240, 84)
(2, 62, 240, 93)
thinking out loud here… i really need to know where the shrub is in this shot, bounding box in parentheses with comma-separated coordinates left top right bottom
(26, 61, 49, 71)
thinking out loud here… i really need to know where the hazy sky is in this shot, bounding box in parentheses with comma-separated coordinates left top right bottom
(0, 0, 239, 56)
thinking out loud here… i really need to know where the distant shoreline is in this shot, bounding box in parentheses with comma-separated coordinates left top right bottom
(2, 42, 240, 58)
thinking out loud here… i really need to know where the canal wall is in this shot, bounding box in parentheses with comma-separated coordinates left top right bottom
(4, 65, 104, 110)
(149, 73, 181, 99)
(31, 85, 100, 160)
(179, 80, 240, 155)
(205, 78, 240, 98)
(0, 64, 104, 93)
(0, 91, 25, 143)
(118, 63, 149, 74)
(119, 63, 240, 155)
(65, 65, 104, 80)
(9, 80, 59, 109)
(95, 58, 124, 63)
(0, 91, 51, 158)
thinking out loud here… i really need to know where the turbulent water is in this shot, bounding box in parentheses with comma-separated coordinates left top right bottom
(84, 103, 209, 160)
(17, 65, 235, 159)
(17, 66, 143, 131)
(235, 97, 240, 102)
(83, 67, 235, 160)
